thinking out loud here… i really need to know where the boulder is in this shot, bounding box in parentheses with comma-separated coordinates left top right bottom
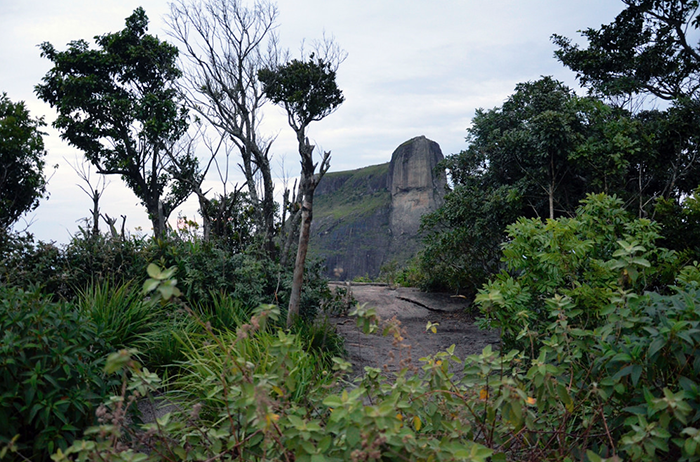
(309, 136, 446, 280)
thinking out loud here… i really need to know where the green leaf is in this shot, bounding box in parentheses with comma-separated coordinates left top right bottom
(346, 426, 360, 447)
(142, 278, 159, 294)
(146, 263, 162, 279)
(322, 395, 343, 408)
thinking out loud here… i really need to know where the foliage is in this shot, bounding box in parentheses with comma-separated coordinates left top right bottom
(553, 0, 700, 230)
(14, 224, 699, 461)
(420, 73, 700, 296)
(200, 191, 258, 253)
(420, 182, 518, 294)
(0, 286, 113, 461)
(36, 8, 196, 236)
(0, 93, 48, 230)
(259, 51, 344, 327)
(74, 280, 183, 365)
(0, 230, 67, 298)
(167, 0, 279, 255)
(54, 286, 700, 461)
(48, 306, 498, 462)
(258, 55, 344, 129)
(377, 259, 425, 288)
(420, 77, 595, 296)
(476, 193, 677, 351)
(654, 185, 700, 261)
(552, 0, 700, 101)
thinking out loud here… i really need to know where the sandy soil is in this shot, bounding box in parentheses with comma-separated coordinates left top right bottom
(329, 283, 501, 377)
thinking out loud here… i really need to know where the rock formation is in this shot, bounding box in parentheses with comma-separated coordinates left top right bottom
(309, 136, 446, 280)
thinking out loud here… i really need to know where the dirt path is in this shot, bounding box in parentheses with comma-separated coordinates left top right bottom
(329, 283, 500, 377)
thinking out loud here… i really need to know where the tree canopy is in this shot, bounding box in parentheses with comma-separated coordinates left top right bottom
(419, 75, 700, 294)
(0, 94, 48, 230)
(36, 7, 196, 236)
(167, 0, 280, 254)
(258, 55, 344, 132)
(552, 0, 700, 102)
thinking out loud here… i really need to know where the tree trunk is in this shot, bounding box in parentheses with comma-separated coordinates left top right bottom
(91, 190, 100, 237)
(286, 139, 330, 327)
(259, 154, 277, 257)
(287, 187, 313, 327)
(549, 185, 555, 220)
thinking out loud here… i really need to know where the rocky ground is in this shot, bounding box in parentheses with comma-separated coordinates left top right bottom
(329, 282, 501, 377)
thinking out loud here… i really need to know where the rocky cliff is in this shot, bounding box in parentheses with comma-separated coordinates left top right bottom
(309, 136, 446, 280)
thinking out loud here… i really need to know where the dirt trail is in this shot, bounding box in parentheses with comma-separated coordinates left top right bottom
(329, 283, 500, 376)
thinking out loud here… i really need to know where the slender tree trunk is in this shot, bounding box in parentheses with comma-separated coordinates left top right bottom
(259, 155, 277, 256)
(549, 156, 555, 219)
(286, 138, 330, 327)
(91, 190, 100, 237)
(549, 185, 555, 220)
(287, 186, 314, 327)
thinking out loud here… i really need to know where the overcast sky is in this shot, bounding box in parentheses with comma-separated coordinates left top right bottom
(1, 0, 625, 243)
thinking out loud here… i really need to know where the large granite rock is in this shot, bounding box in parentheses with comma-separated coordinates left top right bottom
(309, 136, 445, 280)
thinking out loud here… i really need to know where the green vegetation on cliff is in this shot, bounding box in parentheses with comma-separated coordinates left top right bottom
(313, 163, 391, 220)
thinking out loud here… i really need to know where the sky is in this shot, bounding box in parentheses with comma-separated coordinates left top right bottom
(0, 0, 626, 243)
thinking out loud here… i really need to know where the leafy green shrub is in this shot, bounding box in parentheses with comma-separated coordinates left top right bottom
(654, 185, 700, 263)
(419, 182, 518, 295)
(0, 230, 67, 298)
(469, 193, 700, 460)
(171, 306, 335, 421)
(477, 193, 678, 351)
(292, 316, 346, 362)
(50, 306, 498, 462)
(0, 286, 112, 461)
(62, 231, 149, 293)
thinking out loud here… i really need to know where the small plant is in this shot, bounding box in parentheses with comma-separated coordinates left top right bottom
(352, 274, 374, 283)
(75, 280, 162, 351)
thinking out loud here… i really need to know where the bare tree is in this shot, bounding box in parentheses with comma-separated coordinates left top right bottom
(167, 0, 280, 256)
(67, 157, 109, 237)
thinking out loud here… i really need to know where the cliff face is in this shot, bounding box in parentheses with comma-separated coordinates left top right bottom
(309, 136, 445, 280)
(388, 136, 446, 263)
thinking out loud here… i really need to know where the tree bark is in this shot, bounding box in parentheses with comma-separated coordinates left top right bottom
(287, 189, 314, 326)
(286, 138, 330, 327)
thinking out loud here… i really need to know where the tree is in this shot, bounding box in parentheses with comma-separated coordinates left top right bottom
(460, 77, 590, 220)
(67, 158, 108, 238)
(552, 0, 700, 255)
(259, 53, 344, 327)
(0, 93, 48, 230)
(552, 0, 700, 102)
(36, 8, 196, 236)
(167, 0, 280, 255)
(419, 77, 648, 295)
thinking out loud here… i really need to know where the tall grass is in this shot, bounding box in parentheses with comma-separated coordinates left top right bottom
(191, 290, 253, 332)
(75, 280, 196, 368)
(75, 280, 161, 350)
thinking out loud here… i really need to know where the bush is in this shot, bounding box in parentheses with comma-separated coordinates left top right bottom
(0, 286, 113, 461)
(476, 194, 678, 351)
(0, 230, 67, 298)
